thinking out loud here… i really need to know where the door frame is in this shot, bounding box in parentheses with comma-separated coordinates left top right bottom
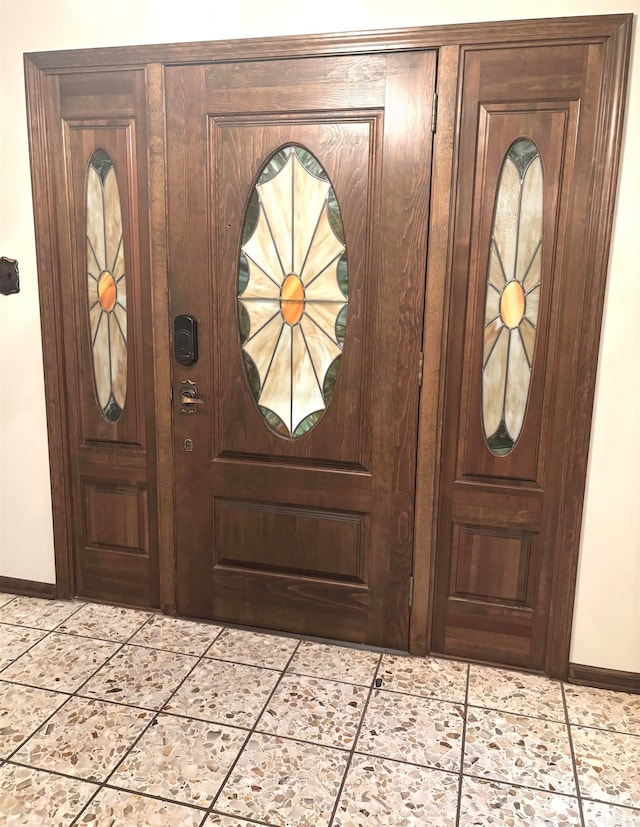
(25, 14, 632, 678)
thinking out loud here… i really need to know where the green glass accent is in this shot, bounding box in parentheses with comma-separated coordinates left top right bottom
(238, 252, 250, 295)
(486, 418, 515, 456)
(322, 356, 341, 404)
(508, 138, 539, 180)
(335, 305, 348, 347)
(242, 192, 260, 245)
(294, 147, 328, 180)
(103, 395, 123, 423)
(327, 189, 345, 243)
(243, 352, 261, 401)
(89, 148, 113, 184)
(259, 406, 289, 437)
(293, 412, 323, 437)
(337, 253, 348, 298)
(238, 301, 250, 344)
(257, 148, 290, 184)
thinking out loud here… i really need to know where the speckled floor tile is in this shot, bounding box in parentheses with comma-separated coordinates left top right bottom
(79, 644, 197, 709)
(378, 654, 468, 703)
(0, 596, 82, 630)
(128, 614, 223, 656)
(0, 622, 47, 669)
(0, 680, 68, 757)
(468, 665, 565, 721)
(582, 799, 640, 826)
(356, 689, 464, 771)
(0, 763, 98, 826)
(12, 696, 153, 782)
(76, 787, 204, 826)
(0, 632, 119, 692)
(55, 602, 152, 642)
(215, 732, 348, 827)
(572, 725, 640, 807)
(205, 627, 297, 670)
(458, 776, 581, 825)
(207, 815, 257, 826)
(0, 592, 16, 608)
(464, 708, 575, 794)
(564, 683, 640, 734)
(112, 713, 247, 807)
(287, 640, 380, 686)
(334, 754, 459, 826)
(165, 658, 280, 727)
(258, 674, 368, 748)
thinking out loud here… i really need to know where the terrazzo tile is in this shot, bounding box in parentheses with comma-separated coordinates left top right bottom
(378, 654, 468, 703)
(334, 754, 459, 826)
(564, 683, 640, 734)
(55, 602, 152, 642)
(205, 627, 297, 670)
(0, 592, 16, 608)
(468, 665, 565, 721)
(0, 596, 82, 630)
(112, 713, 247, 807)
(165, 658, 280, 727)
(287, 639, 380, 686)
(356, 689, 464, 771)
(80, 644, 197, 709)
(128, 614, 223, 656)
(572, 725, 640, 807)
(464, 707, 575, 794)
(458, 776, 581, 825)
(0, 632, 119, 692)
(0, 763, 98, 826)
(12, 696, 153, 782)
(0, 622, 47, 669)
(0, 680, 68, 757)
(76, 787, 204, 826)
(257, 674, 368, 748)
(215, 732, 348, 827)
(207, 816, 257, 826)
(582, 799, 640, 826)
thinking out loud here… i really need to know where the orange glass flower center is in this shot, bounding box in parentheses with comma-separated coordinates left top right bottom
(280, 274, 305, 325)
(98, 270, 117, 313)
(500, 280, 525, 329)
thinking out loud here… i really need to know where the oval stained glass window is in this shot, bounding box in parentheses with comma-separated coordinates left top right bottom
(238, 145, 348, 438)
(482, 138, 542, 456)
(86, 149, 127, 423)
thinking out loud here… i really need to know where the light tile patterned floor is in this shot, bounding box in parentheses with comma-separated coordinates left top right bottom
(0, 595, 638, 826)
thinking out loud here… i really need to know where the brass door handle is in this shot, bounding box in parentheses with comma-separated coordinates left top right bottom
(180, 394, 204, 406)
(179, 380, 204, 414)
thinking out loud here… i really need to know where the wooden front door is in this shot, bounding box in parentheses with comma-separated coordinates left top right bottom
(165, 53, 436, 648)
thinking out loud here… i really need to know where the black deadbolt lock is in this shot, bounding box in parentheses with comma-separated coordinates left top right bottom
(174, 314, 198, 366)
(0, 257, 19, 295)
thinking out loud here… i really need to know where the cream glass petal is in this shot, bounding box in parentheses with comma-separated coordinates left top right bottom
(103, 168, 123, 275)
(519, 319, 536, 366)
(259, 325, 294, 432)
(291, 325, 326, 432)
(242, 299, 281, 341)
(304, 302, 345, 345)
(525, 284, 540, 327)
(258, 156, 293, 275)
(300, 207, 345, 286)
(89, 302, 102, 342)
(292, 154, 331, 274)
(115, 271, 127, 312)
(492, 158, 520, 282)
(109, 312, 127, 410)
(241, 260, 281, 300)
(92, 313, 111, 410)
(483, 317, 503, 366)
(304, 258, 347, 303)
(515, 156, 542, 284)
(482, 326, 508, 438)
(522, 242, 541, 293)
(504, 328, 530, 441)
(244, 313, 285, 388)
(487, 243, 506, 292)
(242, 204, 286, 285)
(485, 283, 501, 324)
(112, 238, 125, 283)
(113, 303, 127, 346)
(86, 165, 106, 273)
(300, 313, 342, 387)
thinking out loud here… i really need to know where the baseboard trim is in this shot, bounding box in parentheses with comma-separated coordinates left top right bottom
(0, 576, 57, 599)
(568, 662, 640, 694)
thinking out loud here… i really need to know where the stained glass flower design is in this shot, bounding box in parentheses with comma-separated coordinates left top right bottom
(238, 145, 348, 438)
(86, 149, 127, 423)
(482, 138, 542, 456)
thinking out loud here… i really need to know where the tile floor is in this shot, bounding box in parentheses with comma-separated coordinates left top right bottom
(0, 592, 638, 826)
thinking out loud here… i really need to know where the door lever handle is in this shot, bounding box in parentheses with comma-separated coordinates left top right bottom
(179, 380, 204, 414)
(180, 394, 204, 406)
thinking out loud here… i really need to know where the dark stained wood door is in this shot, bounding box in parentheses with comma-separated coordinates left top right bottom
(166, 53, 436, 648)
(432, 40, 615, 669)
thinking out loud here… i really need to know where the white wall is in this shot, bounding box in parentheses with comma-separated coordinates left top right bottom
(1, 0, 638, 672)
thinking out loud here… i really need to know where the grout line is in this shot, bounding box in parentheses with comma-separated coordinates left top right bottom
(454, 661, 471, 827)
(326, 652, 384, 827)
(562, 681, 586, 827)
(202, 638, 304, 822)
